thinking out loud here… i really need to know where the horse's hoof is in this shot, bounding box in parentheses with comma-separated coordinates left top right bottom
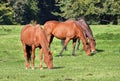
(40, 68, 43, 70)
(59, 55, 62, 58)
(32, 67, 35, 70)
(25, 67, 28, 70)
(48, 67, 53, 69)
(72, 54, 76, 56)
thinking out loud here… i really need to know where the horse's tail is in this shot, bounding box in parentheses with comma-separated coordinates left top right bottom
(26, 45, 31, 61)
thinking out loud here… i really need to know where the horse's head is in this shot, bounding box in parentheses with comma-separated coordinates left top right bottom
(84, 43, 91, 56)
(89, 38, 96, 53)
(44, 51, 53, 69)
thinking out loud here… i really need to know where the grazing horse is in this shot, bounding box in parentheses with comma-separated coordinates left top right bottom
(20, 24, 53, 69)
(62, 18, 96, 53)
(76, 18, 96, 52)
(44, 20, 91, 57)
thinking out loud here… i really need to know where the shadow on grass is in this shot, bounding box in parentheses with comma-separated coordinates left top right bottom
(52, 66, 65, 69)
(90, 48, 105, 56)
(55, 53, 80, 57)
(34, 66, 65, 70)
(54, 49, 105, 57)
(96, 49, 104, 53)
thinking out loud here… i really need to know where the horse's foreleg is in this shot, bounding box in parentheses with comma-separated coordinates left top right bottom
(31, 45, 35, 70)
(40, 49, 43, 70)
(47, 35, 51, 47)
(72, 39, 77, 56)
(49, 35, 54, 47)
(76, 39, 80, 50)
(59, 38, 70, 57)
(47, 35, 54, 48)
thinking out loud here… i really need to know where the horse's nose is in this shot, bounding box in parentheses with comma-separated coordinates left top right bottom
(91, 50, 96, 54)
(87, 52, 91, 56)
(48, 67, 53, 69)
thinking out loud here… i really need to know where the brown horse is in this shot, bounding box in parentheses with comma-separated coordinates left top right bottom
(44, 20, 91, 57)
(62, 18, 96, 53)
(20, 24, 53, 69)
(76, 18, 96, 52)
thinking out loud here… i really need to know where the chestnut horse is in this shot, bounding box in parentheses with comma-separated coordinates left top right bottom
(62, 18, 96, 53)
(20, 24, 53, 69)
(44, 20, 91, 57)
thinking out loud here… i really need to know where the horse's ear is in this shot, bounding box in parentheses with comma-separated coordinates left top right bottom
(93, 38, 96, 41)
(49, 51, 53, 55)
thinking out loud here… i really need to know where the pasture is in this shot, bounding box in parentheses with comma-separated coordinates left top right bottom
(0, 25, 120, 81)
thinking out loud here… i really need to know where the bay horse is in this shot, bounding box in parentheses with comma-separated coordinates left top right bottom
(76, 18, 96, 52)
(20, 24, 53, 69)
(62, 18, 96, 53)
(44, 20, 91, 57)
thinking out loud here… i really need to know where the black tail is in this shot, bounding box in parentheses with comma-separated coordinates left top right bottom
(26, 45, 31, 61)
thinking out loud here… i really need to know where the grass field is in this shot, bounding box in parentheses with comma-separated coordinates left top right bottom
(0, 25, 120, 81)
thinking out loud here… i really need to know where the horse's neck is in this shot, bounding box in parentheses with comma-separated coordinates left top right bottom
(78, 21, 94, 39)
(38, 30, 50, 55)
(77, 27, 88, 45)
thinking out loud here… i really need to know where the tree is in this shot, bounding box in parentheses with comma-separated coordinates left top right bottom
(54, 0, 80, 20)
(38, 0, 60, 24)
(55, 0, 120, 24)
(12, 0, 39, 24)
(101, 0, 120, 24)
(0, 0, 15, 24)
(24, 0, 39, 24)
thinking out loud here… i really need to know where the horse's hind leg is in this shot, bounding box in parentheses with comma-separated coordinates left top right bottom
(31, 45, 35, 70)
(76, 39, 80, 50)
(59, 38, 70, 57)
(72, 39, 77, 56)
(22, 44, 30, 69)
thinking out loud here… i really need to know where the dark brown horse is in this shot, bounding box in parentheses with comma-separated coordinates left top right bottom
(20, 24, 53, 69)
(62, 18, 96, 53)
(44, 20, 91, 57)
(76, 18, 96, 52)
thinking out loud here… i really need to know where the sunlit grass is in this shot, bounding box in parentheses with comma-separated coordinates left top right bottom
(0, 25, 120, 81)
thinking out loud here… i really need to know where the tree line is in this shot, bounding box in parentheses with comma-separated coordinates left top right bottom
(0, 0, 120, 25)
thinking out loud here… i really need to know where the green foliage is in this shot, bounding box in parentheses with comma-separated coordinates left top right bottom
(0, 3, 15, 24)
(56, 0, 120, 24)
(55, 0, 80, 19)
(0, 0, 120, 24)
(12, 0, 39, 24)
(12, 0, 27, 24)
(25, 0, 39, 23)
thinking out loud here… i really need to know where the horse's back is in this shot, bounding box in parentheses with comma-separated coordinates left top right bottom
(44, 20, 59, 28)
(44, 20, 60, 35)
(21, 24, 43, 46)
(44, 20, 59, 30)
(52, 20, 80, 39)
(21, 24, 34, 44)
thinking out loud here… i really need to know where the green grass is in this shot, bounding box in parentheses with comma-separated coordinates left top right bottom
(0, 25, 120, 81)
